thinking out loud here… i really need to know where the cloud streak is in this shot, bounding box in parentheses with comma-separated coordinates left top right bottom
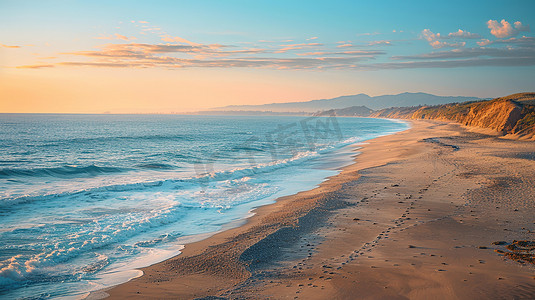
(1, 43, 21, 48)
(16, 64, 54, 69)
(477, 36, 535, 47)
(368, 40, 392, 46)
(297, 50, 385, 56)
(274, 43, 323, 53)
(94, 34, 136, 41)
(160, 35, 199, 46)
(392, 46, 535, 60)
(33, 41, 375, 70)
(364, 57, 535, 70)
(47, 56, 369, 70)
(447, 29, 480, 39)
(14, 21, 535, 72)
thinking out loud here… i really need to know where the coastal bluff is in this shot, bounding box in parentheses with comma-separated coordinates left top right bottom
(369, 93, 535, 140)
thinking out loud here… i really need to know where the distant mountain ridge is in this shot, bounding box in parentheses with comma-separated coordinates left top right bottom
(212, 92, 481, 112)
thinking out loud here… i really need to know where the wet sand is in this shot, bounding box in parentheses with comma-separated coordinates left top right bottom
(96, 120, 535, 299)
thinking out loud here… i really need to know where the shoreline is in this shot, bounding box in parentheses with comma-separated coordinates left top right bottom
(98, 120, 535, 299)
(86, 120, 408, 299)
(87, 120, 411, 299)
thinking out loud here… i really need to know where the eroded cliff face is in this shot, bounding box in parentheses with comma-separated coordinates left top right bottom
(462, 100, 521, 132)
(370, 93, 535, 140)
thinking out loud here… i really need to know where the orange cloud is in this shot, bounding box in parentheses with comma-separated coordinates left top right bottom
(16, 64, 54, 69)
(477, 39, 492, 46)
(274, 43, 323, 53)
(61, 43, 208, 60)
(487, 19, 530, 38)
(0, 43, 21, 48)
(160, 35, 199, 46)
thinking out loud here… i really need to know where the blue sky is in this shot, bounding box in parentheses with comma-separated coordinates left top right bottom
(1, 0, 534, 113)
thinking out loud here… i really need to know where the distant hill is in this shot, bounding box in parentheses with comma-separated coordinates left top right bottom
(312, 106, 372, 117)
(194, 110, 308, 116)
(369, 93, 535, 140)
(212, 92, 480, 112)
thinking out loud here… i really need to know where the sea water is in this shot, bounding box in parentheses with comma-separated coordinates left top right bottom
(0, 114, 409, 299)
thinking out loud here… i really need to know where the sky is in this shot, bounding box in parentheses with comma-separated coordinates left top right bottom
(1, 0, 534, 113)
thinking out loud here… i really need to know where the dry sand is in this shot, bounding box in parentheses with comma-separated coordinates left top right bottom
(95, 120, 535, 299)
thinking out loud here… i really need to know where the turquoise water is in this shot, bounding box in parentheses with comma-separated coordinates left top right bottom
(0, 114, 408, 299)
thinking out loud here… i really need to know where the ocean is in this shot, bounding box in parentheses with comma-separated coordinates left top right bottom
(0, 114, 409, 299)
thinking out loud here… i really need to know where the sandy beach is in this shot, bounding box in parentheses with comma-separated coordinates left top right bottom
(96, 120, 535, 299)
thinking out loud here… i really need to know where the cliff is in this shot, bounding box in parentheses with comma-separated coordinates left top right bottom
(370, 93, 535, 140)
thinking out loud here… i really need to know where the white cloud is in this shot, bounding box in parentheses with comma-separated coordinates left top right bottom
(422, 29, 441, 42)
(448, 29, 480, 39)
(368, 40, 392, 46)
(487, 19, 530, 38)
(430, 40, 466, 49)
(477, 39, 492, 46)
(514, 21, 530, 31)
(356, 32, 379, 36)
(421, 29, 466, 48)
